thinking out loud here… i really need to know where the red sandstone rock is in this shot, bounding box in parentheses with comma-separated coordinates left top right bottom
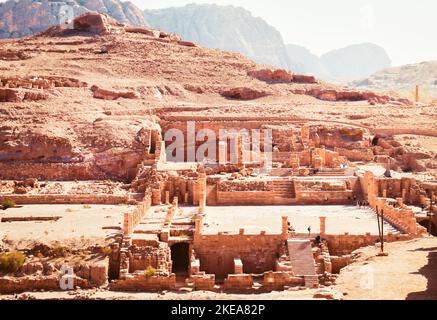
(0, 49, 31, 61)
(125, 27, 160, 38)
(248, 68, 293, 82)
(292, 74, 318, 84)
(177, 40, 197, 47)
(221, 87, 271, 100)
(91, 85, 139, 100)
(73, 12, 120, 35)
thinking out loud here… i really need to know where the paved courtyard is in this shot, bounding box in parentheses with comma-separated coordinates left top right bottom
(201, 205, 399, 235)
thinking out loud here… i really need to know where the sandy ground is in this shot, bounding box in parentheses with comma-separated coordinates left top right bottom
(0, 204, 134, 249)
(0, 287, 322, 300)
(395, 134, 437, 153)
(201, 205, 398, 235)
(334, 236, 437, 300)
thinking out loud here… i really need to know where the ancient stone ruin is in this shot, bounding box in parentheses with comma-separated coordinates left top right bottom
(0, 12, 436, 299)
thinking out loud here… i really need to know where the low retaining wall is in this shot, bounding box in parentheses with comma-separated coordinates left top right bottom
(0, 194, 129, 205)
(193, 233, 284, 279)
(324, 233, 413, 256)
(0, 275, 91, 294)
(110, 274, 176, 291)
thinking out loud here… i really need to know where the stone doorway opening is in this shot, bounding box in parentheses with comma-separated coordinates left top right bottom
(171, 242, 190, 274)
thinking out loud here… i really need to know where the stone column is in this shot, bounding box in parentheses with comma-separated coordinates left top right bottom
(301, 126, 310, 144)
(290, 154, 300, 169)
(319, 216, 326, 236)
(165, 191, 170, 205)
(198, 172, 207, 215)
(152, 188, 161, 205)
(194, 218, 202, 242)
(218, 141, 227, 165)
(123, 212, 131, 235)
(282, 216, 288, 240)
(237, 135, 244, 167)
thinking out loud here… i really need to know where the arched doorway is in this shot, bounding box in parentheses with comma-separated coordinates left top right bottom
(171, 243, 190, 274)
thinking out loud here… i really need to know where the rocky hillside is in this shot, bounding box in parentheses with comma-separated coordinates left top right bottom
(0, 0, 148, 38)
(352, 60, 437, 101)
(0, 12, 422, 182)
(144, 4, 295, 70)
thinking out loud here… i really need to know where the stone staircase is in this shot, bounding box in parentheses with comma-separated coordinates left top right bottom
(168, 219, 195, 242)
(272, 180, 296, 199)
(287, 239, 317, 277)
(304, 275, 319, 288)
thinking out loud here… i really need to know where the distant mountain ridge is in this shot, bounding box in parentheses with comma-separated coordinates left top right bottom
(0, 0, 148, 39)
(144, 4, 296, 71)
(286, 42, 392, 82)
(0, 1, 392, 83)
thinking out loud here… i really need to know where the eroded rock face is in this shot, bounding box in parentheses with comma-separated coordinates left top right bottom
(248, 68, 318, 84)
(73, 11, 119, 34)
(0, 129, 77, 162)
(0, 76, 87, 102)
(248, 69, 293, 83)
(0, 0, 149, 39)
(91, 85, 138, 100)
(296, 88, 411, 105)
(221, 87, 271, 100)
(144, 4, 294, 70)
(0, 88, 48, 102)
(0, 49, 31, 61)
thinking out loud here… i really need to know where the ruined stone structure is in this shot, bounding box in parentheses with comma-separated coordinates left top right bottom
(0, 12, 436, 296)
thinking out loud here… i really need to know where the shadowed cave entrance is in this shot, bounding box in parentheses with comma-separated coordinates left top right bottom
(171, 243, 190, 274)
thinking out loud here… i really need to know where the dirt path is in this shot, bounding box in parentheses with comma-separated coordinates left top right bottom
(334, 236, 437, 300)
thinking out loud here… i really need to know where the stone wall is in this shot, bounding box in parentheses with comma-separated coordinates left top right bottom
(193, 233, 283, 279)
(0, 194, 128, 205)
(110, 273, 176, 291)
(324, 233, 412, 256)
(123, 192, 152, 235)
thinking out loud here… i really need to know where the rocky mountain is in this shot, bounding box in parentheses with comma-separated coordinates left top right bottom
(0, 0, 148, 39)
(144, 4, 295, 70)
(285, 44, 329, 79)
(320, 43, 391, 82)
(285, 42, 391, 83)
(352, 60, 437, 101)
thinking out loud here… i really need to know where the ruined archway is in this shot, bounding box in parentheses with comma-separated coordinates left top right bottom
(171, 243, 190, 274)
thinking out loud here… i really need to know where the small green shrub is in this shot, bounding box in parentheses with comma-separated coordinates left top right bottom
(51, 246, 69, 258)
(101, 246, 112, 256)
(144, 266, 156, 277)
(1, 199, 16, 210)
(0, 251, 25, 273)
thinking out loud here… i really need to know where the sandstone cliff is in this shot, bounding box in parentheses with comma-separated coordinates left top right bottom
(144, 4, 295, 70)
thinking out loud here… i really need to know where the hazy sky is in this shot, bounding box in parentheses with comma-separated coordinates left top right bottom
(131, 0, 437, 66)
(1, 0, 435, 66)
